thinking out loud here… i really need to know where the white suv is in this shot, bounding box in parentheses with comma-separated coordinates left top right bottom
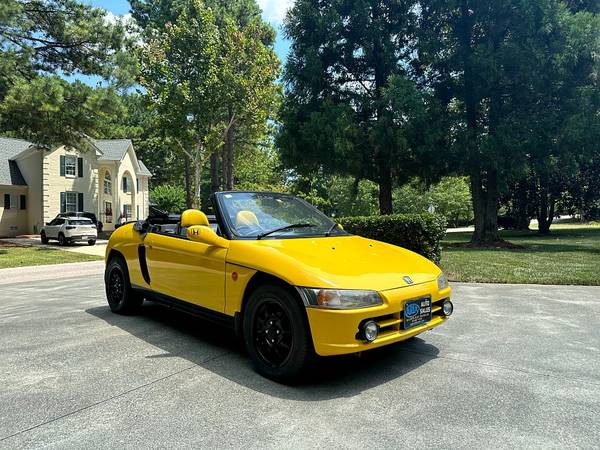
(41, 217, 98, 246)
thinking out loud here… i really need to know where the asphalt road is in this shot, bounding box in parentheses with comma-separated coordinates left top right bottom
(1, 272, 599, 449)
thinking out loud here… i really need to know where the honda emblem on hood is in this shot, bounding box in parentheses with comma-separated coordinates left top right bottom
(403, 275, 414, 285)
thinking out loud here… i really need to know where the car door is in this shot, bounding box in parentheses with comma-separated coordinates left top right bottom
(45, 218, 63, 239)
(143, 230, 227, 313)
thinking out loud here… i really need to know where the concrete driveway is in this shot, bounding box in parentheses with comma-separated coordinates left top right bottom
(0, 271, 599, 449)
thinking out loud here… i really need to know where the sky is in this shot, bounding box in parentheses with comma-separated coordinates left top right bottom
(75, 0, 293, 86)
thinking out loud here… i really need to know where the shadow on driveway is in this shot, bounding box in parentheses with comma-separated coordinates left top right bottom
(86, 302, 439, 400)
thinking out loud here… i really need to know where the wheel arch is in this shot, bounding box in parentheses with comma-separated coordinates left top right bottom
(236, 271, 309, 338)
(106, 248, 125, 264)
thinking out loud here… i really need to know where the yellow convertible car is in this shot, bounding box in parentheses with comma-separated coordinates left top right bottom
(104, 191, 452, 381)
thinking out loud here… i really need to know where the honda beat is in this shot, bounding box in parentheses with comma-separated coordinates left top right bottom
(104, 191, 453, 381)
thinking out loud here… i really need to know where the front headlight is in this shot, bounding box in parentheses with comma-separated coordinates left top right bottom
(298, 288, 383, 309)
(437, 272, 449, 290)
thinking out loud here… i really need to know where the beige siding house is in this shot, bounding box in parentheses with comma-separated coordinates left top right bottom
(0, 138, 151, 237)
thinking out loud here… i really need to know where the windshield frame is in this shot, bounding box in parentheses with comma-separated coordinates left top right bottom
(212, 191, 350, 241)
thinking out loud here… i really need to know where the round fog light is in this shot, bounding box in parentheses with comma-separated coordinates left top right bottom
(442, 300, 454, 317)
(362, 320, 379, 342)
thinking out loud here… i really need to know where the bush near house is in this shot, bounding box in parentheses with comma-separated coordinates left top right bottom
(339, 213, 447, 263)
(150, 184, 186, 213)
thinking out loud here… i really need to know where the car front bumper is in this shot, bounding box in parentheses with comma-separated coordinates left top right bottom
(305, 281, 452, 356)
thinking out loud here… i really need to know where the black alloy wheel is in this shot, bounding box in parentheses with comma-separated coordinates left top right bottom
(104, 257, 143, 314)
(107, 267, 125, 308)
(254, 300, 293, 368)
(243, 285, 313, 382)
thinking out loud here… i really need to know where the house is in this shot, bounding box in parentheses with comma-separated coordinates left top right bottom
(0, 137, 152, 237)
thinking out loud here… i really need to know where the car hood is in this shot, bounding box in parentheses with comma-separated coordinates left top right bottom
(226, 235, 441, 291)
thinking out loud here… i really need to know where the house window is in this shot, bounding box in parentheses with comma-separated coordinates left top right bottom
(64, 192, 78, 213)
(103, 172, 112, 195)
(122, 176, 131, 193)
(65, 155, 77, 177)
(20, 195, 26, 210)
(123, 204, 132, 219)
(3, 193, 12, 209)
(104, 201, 113, 223)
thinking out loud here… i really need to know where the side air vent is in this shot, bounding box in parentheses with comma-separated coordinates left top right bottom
(138, 245, 151, 285)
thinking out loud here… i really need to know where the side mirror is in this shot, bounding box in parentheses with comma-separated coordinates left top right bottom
(187, 225, 229, 248)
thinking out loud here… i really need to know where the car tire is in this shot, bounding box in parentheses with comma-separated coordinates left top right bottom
(40, 232, 48, 244)
(243, 284, 313, 383)
(88, 239, 96, 246)
(105, 256, 143, 314)
(58, 233, 66, 246)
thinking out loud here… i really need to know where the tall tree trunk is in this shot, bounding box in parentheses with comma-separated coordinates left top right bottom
(184, 153, 192, 209)
(193, 144, 202, 209)
(458, 0, 498, 244)
(378, 163, 393, 215)
(222, 107, 235, 190)
(512, 179, 531, 230)
(470, 169, 501, 243)
(224, 123, 235, 190)
(537, 173, 554, 234)
(210, 152, 220, 194)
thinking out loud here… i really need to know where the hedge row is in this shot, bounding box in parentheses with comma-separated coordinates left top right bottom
(338, 213, 447, 263)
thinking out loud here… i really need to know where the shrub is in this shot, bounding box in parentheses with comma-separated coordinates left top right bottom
(150, 184, 186, 213)
(339, 213, 447, 263)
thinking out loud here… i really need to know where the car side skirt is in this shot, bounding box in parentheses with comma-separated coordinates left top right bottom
(132, 285, 235, 330)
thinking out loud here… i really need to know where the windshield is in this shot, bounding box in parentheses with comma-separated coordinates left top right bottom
(218, 192, 347, 239)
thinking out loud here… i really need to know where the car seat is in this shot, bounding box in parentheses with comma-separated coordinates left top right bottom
(236, 210, 260, 228)
(178, 209, 210, 237)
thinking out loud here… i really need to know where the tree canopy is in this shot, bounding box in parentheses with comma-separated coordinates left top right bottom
(0, 0, 131, 148)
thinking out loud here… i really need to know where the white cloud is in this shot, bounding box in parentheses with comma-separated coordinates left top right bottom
(257, 0, 295, 24)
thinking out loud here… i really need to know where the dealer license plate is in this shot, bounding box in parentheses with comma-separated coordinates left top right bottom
(403, 297, 432, 329)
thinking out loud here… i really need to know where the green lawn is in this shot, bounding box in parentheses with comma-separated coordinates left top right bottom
(441, 224, 600, 285)
(0, 243, 101, 269)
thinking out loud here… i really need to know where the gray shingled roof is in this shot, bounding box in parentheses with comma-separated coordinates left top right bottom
(0, 138, 31, 186)
(95, 139, 132, 161)
(137, 159, 152, 177)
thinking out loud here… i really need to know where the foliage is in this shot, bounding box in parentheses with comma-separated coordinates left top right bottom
(0, 77, 124, 149)
(234, 145, 285, 192)
(394, 177, 473, 227)
(150, 184, 187, 213)
(416, 0, 600, 242)
(558, 154, 600, 220)
(278, 0, 444, 215)
(0, 0, 131, 147)
(339, 213, 447, 263)
(138, 0, 279, 207)
(290, 173, 379, 218)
